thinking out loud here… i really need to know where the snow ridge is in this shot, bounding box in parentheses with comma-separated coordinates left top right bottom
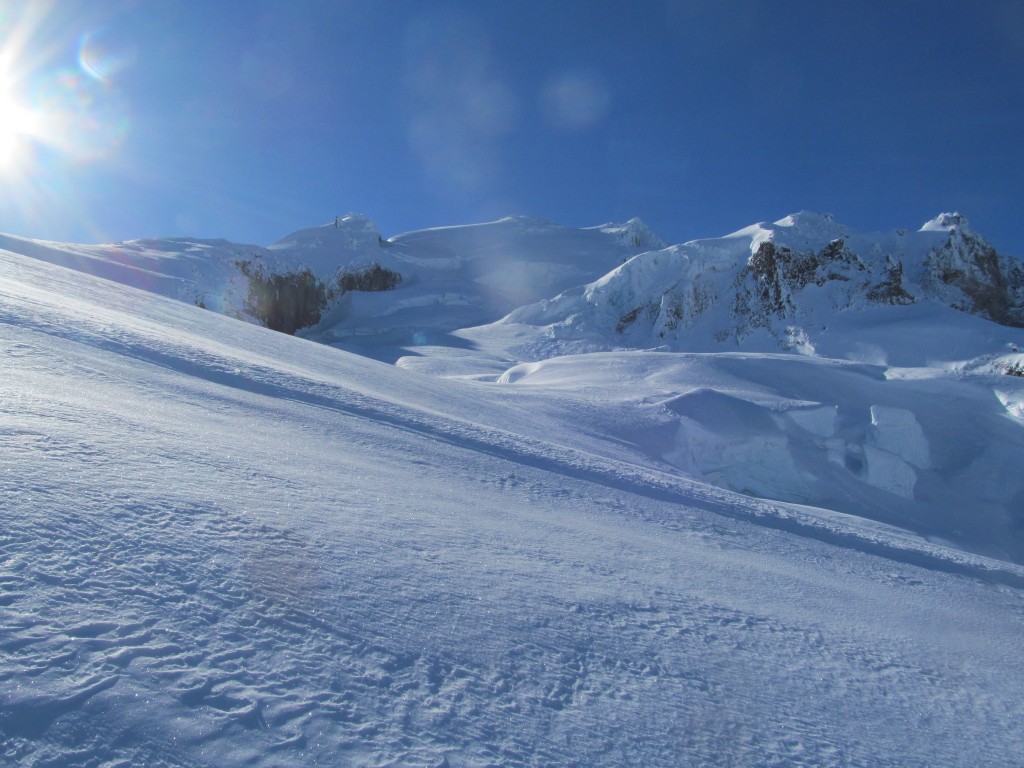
(501, 211, 1024, 356)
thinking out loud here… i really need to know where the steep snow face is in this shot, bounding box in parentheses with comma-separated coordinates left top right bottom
(662, 387, 813, 501)
(495, 211, 1024, 360)
(920, 211, 971, 233)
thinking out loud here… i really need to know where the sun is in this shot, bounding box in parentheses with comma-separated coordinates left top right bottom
(0, 79, 40, 171)
(0, 0, 135, 247)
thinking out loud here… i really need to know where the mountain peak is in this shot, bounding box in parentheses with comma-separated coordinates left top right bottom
(269, 212, 382, 251)
(594, 217, 666, 250)
(774, 210, 836, 227)
(331, 211, 379, 230)
(501, 208, 1024, 360)
(772, 211, 848, 242)
(920, 212, 971, 234)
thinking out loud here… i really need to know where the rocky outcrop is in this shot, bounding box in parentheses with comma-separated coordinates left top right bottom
(866, 257, 916, 305)
(731, 239, 867, 335)
(921, 214, 1024, 327)
(538, 211, 1024, 354)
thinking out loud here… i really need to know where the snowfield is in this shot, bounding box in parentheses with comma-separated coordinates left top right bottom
(3, 213, 1024, 766)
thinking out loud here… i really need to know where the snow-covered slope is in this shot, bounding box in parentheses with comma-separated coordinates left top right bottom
(482, 348, 1024, 563)
(389, 213, 1016, 552)
(305, 215, 664, 355)
(0, 213, 663, 356)
(3, 211, 1023, 563)
(4, 226, 1024, 766)
(0, 231, 254, 316)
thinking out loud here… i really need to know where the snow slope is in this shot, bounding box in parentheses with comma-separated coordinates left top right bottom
(3, 212, 1022, 563)
(422, 213, 1024, 556)
(3, 216, 1024, 765)
(304, 215, 664, 356)
(0, 214, 662, 360)
(475, 347, 1024, 563)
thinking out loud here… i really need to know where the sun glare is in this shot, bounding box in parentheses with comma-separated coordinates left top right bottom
(0, 0, 134, 242)
(0, 83, 40, 169)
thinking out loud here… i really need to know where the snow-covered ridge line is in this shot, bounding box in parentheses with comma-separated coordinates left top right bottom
(503, 211, 1024, 357)
(0, 212, 667, 341)
(2, 209, 1021, 350)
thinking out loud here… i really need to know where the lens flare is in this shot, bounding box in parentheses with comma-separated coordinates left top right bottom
(78, 29, 137, 83)
(32, 67, 131, 162)
(541, 70, 610, 131)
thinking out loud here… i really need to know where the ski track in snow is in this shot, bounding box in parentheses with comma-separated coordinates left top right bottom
(3, 252, 1024, 766)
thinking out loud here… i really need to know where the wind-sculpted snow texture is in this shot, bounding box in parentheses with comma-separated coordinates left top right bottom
(483, 348, 1024, 563)
(3, 213, 1024, 766)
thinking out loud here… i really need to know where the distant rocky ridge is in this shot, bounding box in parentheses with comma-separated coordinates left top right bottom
(919, 213, 1024, 327)
(504, 211, 1024, 354)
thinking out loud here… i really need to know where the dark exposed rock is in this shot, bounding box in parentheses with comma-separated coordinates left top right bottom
(923, 229, 1024, 327)
(1001, 361, 1024, 377)
(335, 262, 403, 294)
(867, 257, 916, 305)
(616, 306, 642, 333)
(237, 260, 328, 335)
(732, 239, 867, 336)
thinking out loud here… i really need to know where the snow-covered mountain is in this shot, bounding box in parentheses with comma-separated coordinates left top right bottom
(7, 209, 1018, 363)
(307, 214, 665, 353)
(0, 213, 663, 353)
(3, 211, 1024, 765)
(497, 211, 1024, 360)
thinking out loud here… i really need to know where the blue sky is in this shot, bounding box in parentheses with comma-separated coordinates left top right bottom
(1, 0, 1022, 251)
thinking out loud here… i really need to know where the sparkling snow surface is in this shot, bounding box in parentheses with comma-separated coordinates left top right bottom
(3, 216, 1024, 766)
